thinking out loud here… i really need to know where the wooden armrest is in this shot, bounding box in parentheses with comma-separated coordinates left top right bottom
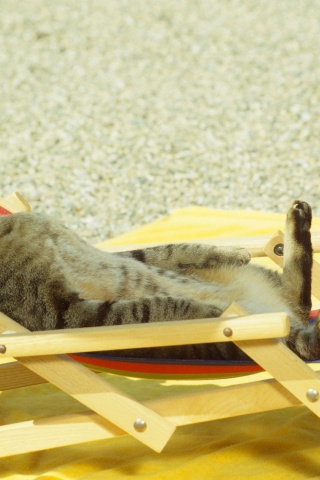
(0, 311, 289, 357)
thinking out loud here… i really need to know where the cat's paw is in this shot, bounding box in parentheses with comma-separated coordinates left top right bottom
(287, 200, 312, 233)
(228, 247, 251, 266)
(204, 247, 251, 268)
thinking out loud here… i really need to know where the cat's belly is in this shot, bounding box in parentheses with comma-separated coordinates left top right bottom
(226, 271, 294, 318)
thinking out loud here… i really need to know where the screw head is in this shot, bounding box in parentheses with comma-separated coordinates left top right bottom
(0, 345, 6, 354)
(223, 327, 233, 338)
(306, 388, 319, 402)
(274, 243, 284, 256)
(134, 418, 147, 432)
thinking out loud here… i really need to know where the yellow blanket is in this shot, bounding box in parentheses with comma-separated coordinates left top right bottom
(2, 207, 320, 479)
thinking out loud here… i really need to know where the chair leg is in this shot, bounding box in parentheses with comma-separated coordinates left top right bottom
(0, 314, 175, 452)
(224, 303, 320, 419)
(0, 375, 304, 457)
(237, 338, 320, 416)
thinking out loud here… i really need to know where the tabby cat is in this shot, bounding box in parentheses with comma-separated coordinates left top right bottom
(0, 200, 318, 361)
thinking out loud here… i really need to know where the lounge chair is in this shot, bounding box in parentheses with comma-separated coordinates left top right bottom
(1, 192, 320, 477)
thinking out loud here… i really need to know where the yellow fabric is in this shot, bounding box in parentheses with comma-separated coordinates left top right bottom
(2, 207, 320, 479)
(96, 206, 289, 247)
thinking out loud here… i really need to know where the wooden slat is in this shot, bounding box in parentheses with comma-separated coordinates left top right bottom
(263, 231, 285, 268)
(0, 192, 31, 213)
(0, 312, 289, 358)
(311, 264, 320, 300)
(0, 362, 46, 390)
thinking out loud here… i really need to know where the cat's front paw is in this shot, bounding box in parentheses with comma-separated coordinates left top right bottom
(229, 248, 252, 266)
(287, 200, 312, 233)
(205, 247, 251, 268)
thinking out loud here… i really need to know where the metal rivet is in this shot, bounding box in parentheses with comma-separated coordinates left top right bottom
(306, 388, 320, 402)
(134, 418, 147, 432)
(223, 327, 233, 338)
(0, 345, 6, 354)
(274, 243, 284, 256)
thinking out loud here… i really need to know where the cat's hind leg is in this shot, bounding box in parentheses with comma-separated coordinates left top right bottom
(63, 295, 223, 328)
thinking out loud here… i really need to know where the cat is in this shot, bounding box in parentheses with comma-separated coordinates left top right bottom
(0, 200, 318, 362)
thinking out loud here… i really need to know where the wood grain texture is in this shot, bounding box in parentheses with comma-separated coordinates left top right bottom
(0, 313, 175, 452)
(0, 312, 289, 357)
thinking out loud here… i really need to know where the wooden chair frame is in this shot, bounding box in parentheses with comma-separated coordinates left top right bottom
(1, 192, 320, 456)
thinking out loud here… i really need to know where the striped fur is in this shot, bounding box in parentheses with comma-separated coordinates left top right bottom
(0, 200, 318, 360)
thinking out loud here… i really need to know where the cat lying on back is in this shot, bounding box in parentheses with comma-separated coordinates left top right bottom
(0, 200, 318, 361)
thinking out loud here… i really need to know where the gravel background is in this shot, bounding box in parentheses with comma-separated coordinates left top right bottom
(1, 0, 320, 243)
